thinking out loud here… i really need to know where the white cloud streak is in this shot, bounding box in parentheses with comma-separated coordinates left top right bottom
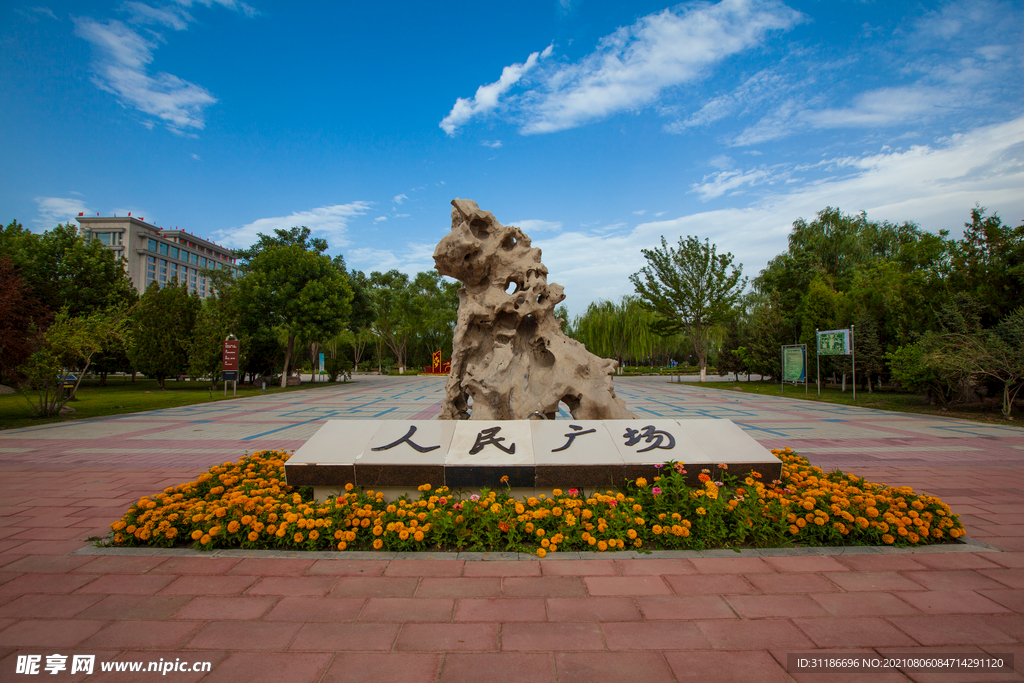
(34, 196, 93, 228)
(214, 202, 373, 250)
(439, 45, 553, 135)
(74, 18, 217, 133)
(393, 194, 408, 204)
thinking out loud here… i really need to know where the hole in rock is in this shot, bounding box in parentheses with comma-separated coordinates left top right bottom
(505, 280, 519, 294)
(470, 219, 489, 239)
(501, 235, 517, 250)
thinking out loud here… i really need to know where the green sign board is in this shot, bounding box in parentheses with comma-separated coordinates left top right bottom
(782, 345, 805, 383)
(817, 329, 851, 356)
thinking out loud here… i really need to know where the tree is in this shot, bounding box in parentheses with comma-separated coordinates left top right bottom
(0, 220, 137, 317)
(630, 236, 746, 381)
(236, 244, 352, 387)
(189, 294, 238, 388)
(0, 255, 50, 385)
(368, 270, 416, 373)
(573, 296, 657, 372)
(233, 225, 328, 262)
(128, 282, 201, 388)
(946, 206, 1024, 326)
(18, 305, 130, 416)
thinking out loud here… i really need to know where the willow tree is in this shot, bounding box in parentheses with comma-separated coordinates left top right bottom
(574, 296, 657, 372)
(630, 236, 746, 382)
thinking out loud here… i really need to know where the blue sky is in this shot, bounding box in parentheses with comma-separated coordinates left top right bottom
(2, 0, 1021, 315)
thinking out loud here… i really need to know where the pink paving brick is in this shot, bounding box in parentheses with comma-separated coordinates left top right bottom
(70, 555, 168, 574)
(184, 620, 303, 650)
(225, 558, 314, 576)
(894, 590, 1013, 615)
(384, 560, 464, 577)
(978, 568, 1024, 589)
(0, 619, 107, 647)
(539, 559, 619, 576)
(358, 597, 454, 622)
(79, 619, 205, 649)
(304, 559, 389, 576)
(615, 558, 696, 575)
(986, 552, 1024, 568)
(745, 572, 839, 594)
(978, 588, 1024, 612)
(0, 593, 104, 618)
(0, 572, 99, 595)
(330, 576, 419, 598)
(546, 596, 643, 622)
(823, 571, 928, 592)
(439, 653, 555, 683)
(636, 595, 737, 620)
(395, 622, 498, 651)
(809, 591, 922, 617)
(556, 651, 676, 683)
(902, 569, 1008, 592)
(158, 574, 257, 595)
(690, 557, 776, 574)
(726, 594, 831, 619)
(454, 598, 547, 622)
(263, 596, 365, 621)
(762, 555, 852, 573)
(502, 576, 587, 597)
(288, 622, 401, 651)
(584, 575, 673, 596)
(603, 620, 709, 650)
(415, 577, 501, 598)
(501, 621, 605, 651)
(462, 560, 541, 577)
(244, 576, 337, 596)
(75, 593, 194, 620)
(666, 649, 794, 683)
(665, 573, 758, 595)
(90, 649, 228, 683)
(147, 556, 241, 574)
(0, 540, 88, 554)
(74, 572, 176, 595)
(905, 553, 1003, 570)
(834, 554, 931, 572)
(202, 651, 332, 683)
(322, 653, 442, 683)
(171, 596, 277, 620)
(792, 616, 919, 647)
(696, 619, 815, 649)
(889, 615, 1019, 645)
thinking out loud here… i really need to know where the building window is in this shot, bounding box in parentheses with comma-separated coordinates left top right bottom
(169, 247, 179, 260)
(159, 258, 167, 282)
(94, 232, 112, 245)
(191, 252, 198, 265)
(200, 257, 207, 268)
(159, 243, 168, 256)
(148, 238, 158, 252)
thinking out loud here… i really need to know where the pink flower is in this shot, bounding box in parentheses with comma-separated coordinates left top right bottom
(608, 499, 618, 507)
(453, 502, 463, 511)
(652, 487, 662, 496)
(470, 494, 480, 501)
(568, 489, 579, 496)
(674, 462, 687, 474)
(715, 481, 723, 487)
(654, 464, 664, 469)
(439, 497, 447, 505)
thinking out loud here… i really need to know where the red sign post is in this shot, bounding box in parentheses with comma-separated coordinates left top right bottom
(222, 336, 239, 394)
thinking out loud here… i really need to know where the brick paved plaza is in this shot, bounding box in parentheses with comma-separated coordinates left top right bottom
(1, 375, 1023, 681)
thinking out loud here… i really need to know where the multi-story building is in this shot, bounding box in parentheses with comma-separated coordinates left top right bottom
(76, 214, 240, 298)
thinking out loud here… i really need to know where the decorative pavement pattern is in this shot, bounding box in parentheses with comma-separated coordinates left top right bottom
(1, 375, 1023, 682)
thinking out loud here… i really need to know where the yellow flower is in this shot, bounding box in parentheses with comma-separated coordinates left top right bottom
(597, 541, 608, 551)
(309, 530, 319, 541)
(635, 477, 648, 487)
(413, 531, 424, 542)
(227, 521, 240, 533)
(696, 507, 706, 515)
(191, 530, 203, 540)
(247, 531, 259, 541)
(537, 548, 547, 558)
(372, 538, 383, 549)
(200, 534, 211, 544)
(337, 541, 348, 550)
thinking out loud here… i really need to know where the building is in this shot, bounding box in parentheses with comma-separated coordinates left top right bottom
(76, 215, 239, 298)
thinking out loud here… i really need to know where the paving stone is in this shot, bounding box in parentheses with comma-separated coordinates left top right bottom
(744, 572, 839, 594)
(822, 571, 928, 592)
(666, 650, 794, 683)
(636, 595, 737, 620)
(415, 577, 501, 598)
(557, 652, 676, 683)
(79, 619, 204, 649)
(0, 593, 104, 619)
(886, 615, 1018, 646)
(439, 653, 555, 683)
(462, 560, 541, 577)
(584, 575, 673, 596)
(185, 620, 303, 650)
(322, 653, 441, 683)
(263, 596, 365, 621)
(792, 616, 919, 647)
(807, 591, 922, 617)
(546, 596, 643, 622)
(454, 598, 547, 622)
(602, 620, 709, 650)
(665, 574, 758, 595)
(615, 558, 696, 575)
(384, 560, 465, 577)
(159, 574, 258, 596)
(0, 619, 107, 647)
(289, 622, 401, 651)
(902, 569, 1008, 592)
(539, 559, 619, 576)
(762, 555, 851, 573)
(726, 594, 831, 619)
(696, 619, 814, 649)
(395, 622, 498, 651)
(330, 577, 419, 598)
(171, 596, 278, 620)
(202, 652, 331, 683)
(358, 597, 454, 622)
(75, 593, 194, 620)
(690, 557, 776, 574)
(893, 590, 1013, 615)
(304, 559, 389, 576)
(503, 576, 588, 597)
(244, 576, 337, 597)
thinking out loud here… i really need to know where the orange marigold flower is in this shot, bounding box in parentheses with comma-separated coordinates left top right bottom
(293, 532, 304, 543)
(247, 531, 259, 542)
(536, 548, 547, 558)
(337, 541, 347, 550)
(200, 534, 211, 544)
(191, 530, 203, 540)
(227, 521, 240, 533)
(309, 530, 319, 541)
(372, 538, 383, 549)
(413, 531, 424, 542)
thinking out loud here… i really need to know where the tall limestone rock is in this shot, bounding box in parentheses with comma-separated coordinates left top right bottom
(433, 199, 635, 421)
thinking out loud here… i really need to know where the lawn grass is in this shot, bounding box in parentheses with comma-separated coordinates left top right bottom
(0, 376, 350, 430)
(690, 379, 1021, 427)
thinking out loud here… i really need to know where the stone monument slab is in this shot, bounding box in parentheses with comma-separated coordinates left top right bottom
(446, 420, 535, 488)
(531, 420, 624, 487)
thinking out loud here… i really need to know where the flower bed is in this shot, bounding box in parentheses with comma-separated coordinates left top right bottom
(107, 448, 965, 555)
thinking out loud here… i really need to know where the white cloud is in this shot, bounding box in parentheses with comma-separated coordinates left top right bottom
(394, 213, 410, 218)
(518, 0, 803, 134)
(374, 216, 388, 223)
(123, 2, 192, 30)
(393, 193, 408, 204)
(802, 85, 959, 128)
(15, 6, 59, 21)
(214, 201, 372, 250)
(191, 153, 201, 160)
(34, 196, 93, 228)
(689, 166, 784, 200)
(481, 140, 503, 148)
(439, 44, 553, 135)
(510, 219, 563, 233)
(632, 210, 646, 216)
(348, 242, 438, 276)
(74, 18, 217, 133)
(654, 211, 667, 217)
(666, 68, 789, 133)
(538, 116, 1024, 317)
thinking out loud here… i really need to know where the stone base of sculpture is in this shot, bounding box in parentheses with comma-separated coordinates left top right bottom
(433, 199, 635, 421)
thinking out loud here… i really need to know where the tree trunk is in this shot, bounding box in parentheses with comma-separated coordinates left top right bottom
(281, 334, 295, 388)
(100, 372, 107, 386)
(131, 370, 136, 383)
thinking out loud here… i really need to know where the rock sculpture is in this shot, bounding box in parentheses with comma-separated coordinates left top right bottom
(433, 199, 635, 421)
